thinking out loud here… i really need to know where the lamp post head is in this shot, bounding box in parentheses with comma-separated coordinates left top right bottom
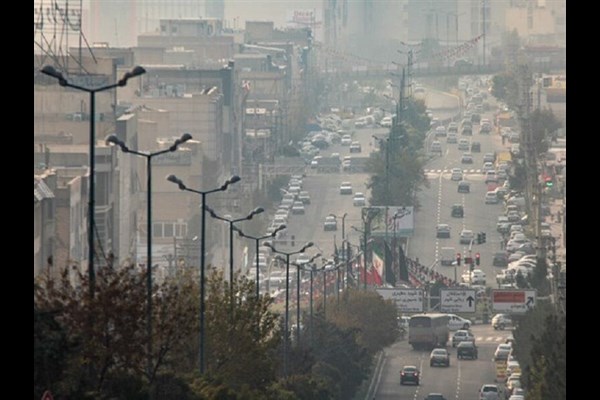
(105, 134, 129, 152)
(169, 133, 193, 151)
(250, 207, 265, 218)
(273, 224, 287, 236)
(118, 65, 146, 87)
(221, 175, 241, 190)
(41, 65, 68, 86)
(166, 174, 186, 190)
(301, 242, 314, 253)
(264, 242, 275, 251)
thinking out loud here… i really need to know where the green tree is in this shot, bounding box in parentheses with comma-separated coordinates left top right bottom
(530, 108, 562, 155)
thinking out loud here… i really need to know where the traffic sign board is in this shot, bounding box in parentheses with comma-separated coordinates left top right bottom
(492, 289, 536, 313)
(440, 289, 477, 313)
(376, 288, 424, 313)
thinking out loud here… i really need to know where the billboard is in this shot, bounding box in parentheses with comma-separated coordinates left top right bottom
(364, 206, 414, 238)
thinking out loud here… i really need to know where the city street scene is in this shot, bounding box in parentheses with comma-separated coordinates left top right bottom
(34, 1, 565, 399)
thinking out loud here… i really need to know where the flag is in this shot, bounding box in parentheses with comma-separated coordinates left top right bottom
(371, 250, 384, 286)
(384, 241, 396, 285)
(398, 245, 409, 282)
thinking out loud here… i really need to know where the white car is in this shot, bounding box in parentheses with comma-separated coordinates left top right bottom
(353, 192, 366, 206)
(447, 132, 458, 143)
(458, 139, 470, 151)
(485, 191, 499, 204)
(339, 182, 353, 194)
(341, 134, 352, 146)
(430, 140, 442, 153)
(451, 168, 463, 181)
(459, 229, 474, 245)
(447, 314, 472, 331)
(291, 201, 305, 215)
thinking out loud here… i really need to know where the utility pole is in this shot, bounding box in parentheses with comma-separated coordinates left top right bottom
(482, 0, 487, 66)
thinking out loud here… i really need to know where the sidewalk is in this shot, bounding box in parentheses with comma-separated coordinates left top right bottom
(546, 199, 566, 261)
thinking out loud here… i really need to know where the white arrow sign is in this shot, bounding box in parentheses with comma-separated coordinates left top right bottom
(440, 289, 477, 313)
(377, 288, 424, 313)
(492, 290, 537, 313)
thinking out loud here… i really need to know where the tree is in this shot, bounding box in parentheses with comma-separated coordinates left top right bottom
(530, 108, 562, 155)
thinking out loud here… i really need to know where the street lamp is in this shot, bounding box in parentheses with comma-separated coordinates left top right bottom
(106, 132, 191, 377)
(166, 174, 241, 374)
(204, 205, 265, 297)
(299, 258, 328, 347)
(264, 241, 314, 377)
(284, 253, 321, 346)
(233, 224, 287, 298)
(392, 207, 411, 283)
(41, 64, 146, 299)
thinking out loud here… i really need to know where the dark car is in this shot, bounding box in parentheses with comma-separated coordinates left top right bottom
(471, 113, 481, 124)
(456, 341, 478, 360)
(458, 181, 471, 193)
(492, 252, 508, 267)
(451, 204, 464, 218)
(400, 365, 420, 385)
(424, 394, 447, 400)
(471, 141, 481, 152)
(430, 348, 450, 367)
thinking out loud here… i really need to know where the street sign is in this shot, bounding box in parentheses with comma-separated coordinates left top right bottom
(440, 289, 477, 313)
(376, 288, 424, 313)
(491, 289, 536, 313)
(41, 391, 54, 400)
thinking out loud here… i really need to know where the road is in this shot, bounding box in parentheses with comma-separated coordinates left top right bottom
(375, 325, 513, 400)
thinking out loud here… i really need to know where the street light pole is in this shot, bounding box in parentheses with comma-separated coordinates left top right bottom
(265, 241, 314, 377)
(288, 253, 320, 346)
(205, 205, 265, 297)
(106, 132, 192, 378)
(167, 174, 241, 374)
(41, 65, 146, 299)
(233, 225, 287, 298)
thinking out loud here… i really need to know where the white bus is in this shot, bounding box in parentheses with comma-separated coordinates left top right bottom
(408, 313, 450, 350)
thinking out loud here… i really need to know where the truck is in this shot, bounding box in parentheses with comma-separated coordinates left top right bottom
(496, 151, 512, 168)
(440, 247, 456, 267)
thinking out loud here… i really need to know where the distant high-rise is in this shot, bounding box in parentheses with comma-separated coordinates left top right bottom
(206, 0, 225, 20)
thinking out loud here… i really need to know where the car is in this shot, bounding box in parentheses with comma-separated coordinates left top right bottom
(483, 152, 496, 163)
(456, 341, 478, 359)
(459, 229, 474, 245)
(485, 171, 498, 184)
(451, 204, 464, 218)
(506, 373, 522, 396)
(298, 191, 311, 204)
(341, 134, 352, 146)
(323, 216, 337, 231)
(295, 253, 311, 265)
(507, 360, 521, 377)
(291, 201, 305, 215)
(507, 211, 521, 223)
(479, 384, 501, 400)
(446, 132, 458, 143)
(470, 269, 486, 285)
(492, 252, 508, 267)
(447, 314, 472, 330)
(461, 153, 474, 164)
(447, 122, 458, 133)
(471, 141, 481, 152)
(353, 192, 366, 207)
(452, 329, 475, 347)
(424, 394, 447, 400)
(400, 365, 420, 385)
(485, 191, 499, 204)
(430, 348, 450, 367)
(435, 126, 447, 137)
(461, 125, 473, 136)
(508, 396, 524, 400)
(430, 140, 442, 153)
(482, 161, 495, 172)
(451, 168, 463, 181)
(492, 314, 513, 330)
(471, 113, 481, 123)
(494, 344, 512, 361)
(457, 181, 470, 193)
(436, 224, 451, 239)
(339, 182, 353, 194)
(458, 139, 470, 151)
(349, 141, 362, 153)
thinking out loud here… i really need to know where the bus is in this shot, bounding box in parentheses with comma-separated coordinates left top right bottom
(408, 313, 450, 350)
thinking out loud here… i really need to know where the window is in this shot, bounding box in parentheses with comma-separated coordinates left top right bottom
(153, 223, 163, 238)
(153, 221, 188, 239)
(163, 223, 174, 237)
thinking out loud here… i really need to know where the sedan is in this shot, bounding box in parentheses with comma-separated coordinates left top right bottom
(400, 365, 420, 385)
(461, 153, 474, 164)
(430, 348, 450, 367)
(492, 252, 508, 267)
(323, 216, 337, 231)
(353, 192, 366, 207)
(436, 224, 451, 239)
(459, 229, 474, 245)
(339, 182, 353, 194)
(483, 153, 496, 163)
(452, 329, 475, 347)
(291, 201, 305, 215)
(451, 168, 463, 181)
(457, 181, 471, 193)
